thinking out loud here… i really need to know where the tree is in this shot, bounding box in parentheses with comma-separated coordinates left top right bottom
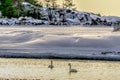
(44, 0, 58, 8)
(44, 0, 51, 7)
(0, 0, 2, 10)
(44, 0, 59, 23)
(0, 0, 18, 18)
(50, 0, 59, 9)
(63, 0, 76, 10)
(25, 0, 43, 7)
(13, 0, 43, 18)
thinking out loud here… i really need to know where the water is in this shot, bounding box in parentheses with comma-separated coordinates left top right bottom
(0, 58, 120, 80)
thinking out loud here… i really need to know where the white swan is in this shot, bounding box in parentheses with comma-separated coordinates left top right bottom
(48, 60, 54, 69)
(68, 63, 77, 73)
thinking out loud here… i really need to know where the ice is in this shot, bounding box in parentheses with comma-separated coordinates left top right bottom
(0, 26, 120, 60)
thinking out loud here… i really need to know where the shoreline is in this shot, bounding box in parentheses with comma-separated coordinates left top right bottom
(0, 54, 120, 61)
(0, 25, 114, 29)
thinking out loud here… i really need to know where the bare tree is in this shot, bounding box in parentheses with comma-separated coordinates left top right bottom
(44, 0, 58, 8)
(63, 0, 76, 10)
(44, 0, 51, 7)
(50, 0, 59, 9)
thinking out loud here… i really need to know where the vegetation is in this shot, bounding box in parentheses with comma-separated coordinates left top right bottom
(44, 0, 59, 9)
(25, 0, 43, 7)
(0, 0, 18, 18)
(0, 0, 76, 18)
(44, 0, 60, 22)
(63, 0, 76, 10)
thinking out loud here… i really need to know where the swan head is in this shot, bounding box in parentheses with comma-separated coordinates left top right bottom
(68, 63, 71, 66)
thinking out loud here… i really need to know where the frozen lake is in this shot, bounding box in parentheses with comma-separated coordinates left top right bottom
(0, 58, 120, 80)
(0, 26, 115, 50)
(0, 26, 120, 60)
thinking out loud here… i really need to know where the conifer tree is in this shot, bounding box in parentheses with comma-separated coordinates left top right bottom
(0, 0, 18, 18)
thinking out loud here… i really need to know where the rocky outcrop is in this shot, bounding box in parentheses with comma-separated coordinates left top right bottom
(0, 2, 120, 26)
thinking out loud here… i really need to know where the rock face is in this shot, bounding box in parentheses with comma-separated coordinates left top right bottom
(0, 2, 120, 26)
(0, 11, 1, 17)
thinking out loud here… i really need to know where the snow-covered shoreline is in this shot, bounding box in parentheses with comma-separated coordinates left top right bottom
(0, 15, 117, 26)
(0, 26, 120, 61)
(0, 48, 120, 61)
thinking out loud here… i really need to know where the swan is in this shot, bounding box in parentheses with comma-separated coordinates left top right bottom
(68, 63, 77, 73)
(48, 60, 54, 69)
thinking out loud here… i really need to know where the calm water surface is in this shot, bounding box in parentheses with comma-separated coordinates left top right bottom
(0, 58, 120, 80)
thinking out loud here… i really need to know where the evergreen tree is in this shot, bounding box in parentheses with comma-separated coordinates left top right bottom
(16, 0, 23, 17)
(0, 0, 1, 10)
(0, 0, 18, 18)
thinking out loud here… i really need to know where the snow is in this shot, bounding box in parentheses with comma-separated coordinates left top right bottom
(0, 5, 120, 26)
(104, 16, 120, 23)
(0, 17, 44, 25)
(21, 2, 30, 6)
(0, 26, 120, 60)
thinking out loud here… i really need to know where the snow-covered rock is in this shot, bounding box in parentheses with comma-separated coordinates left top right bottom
(103, 16, 120, 23)
(0, 17, 43, 25)
(0, 1, 120, 26)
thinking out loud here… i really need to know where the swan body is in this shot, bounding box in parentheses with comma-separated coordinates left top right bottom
(48, 60, 54, 69)
(70, 69, 77, 72)
(48, 65, 54, 69)
(68, 63, 77, 73)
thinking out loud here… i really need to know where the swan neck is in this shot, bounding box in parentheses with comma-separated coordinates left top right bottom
(69, 64, 71, 71)
(51, 61, 53, 65)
